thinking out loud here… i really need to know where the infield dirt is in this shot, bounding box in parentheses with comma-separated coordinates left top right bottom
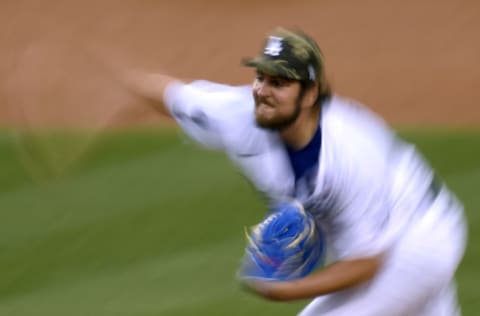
(1, 0, 479, 128)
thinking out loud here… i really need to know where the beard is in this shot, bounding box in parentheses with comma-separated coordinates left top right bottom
(254, 98, 302, 131)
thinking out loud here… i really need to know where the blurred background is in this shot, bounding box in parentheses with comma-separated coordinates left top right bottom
(1, 0, 479, 127)
(0, 0, 479, 315)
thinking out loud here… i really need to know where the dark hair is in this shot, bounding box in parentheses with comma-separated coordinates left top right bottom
(300, 77, 332, 107)
(295, 29, 332, 106)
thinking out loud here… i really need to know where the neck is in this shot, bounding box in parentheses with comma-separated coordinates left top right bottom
(280, 106, 321, 150)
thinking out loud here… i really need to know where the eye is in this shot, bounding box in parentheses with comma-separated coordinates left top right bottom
(270, 79, 283, 87)
(270, 78, 289, 88)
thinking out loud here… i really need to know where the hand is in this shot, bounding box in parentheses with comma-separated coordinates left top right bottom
(240, 278, 293, 301)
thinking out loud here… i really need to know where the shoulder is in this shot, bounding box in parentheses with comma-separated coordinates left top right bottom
(319, 96, 398, 196)
(322, 95, 396, 155)
(322, 96, 390, 133)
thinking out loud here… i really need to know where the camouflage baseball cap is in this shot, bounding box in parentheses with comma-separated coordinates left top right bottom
(242, 27, 323, 82)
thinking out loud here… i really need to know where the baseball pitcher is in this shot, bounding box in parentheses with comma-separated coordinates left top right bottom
(117, 27, 467, 316)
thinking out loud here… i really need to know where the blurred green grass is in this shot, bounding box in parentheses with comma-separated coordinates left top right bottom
(0, 128, 478, 315)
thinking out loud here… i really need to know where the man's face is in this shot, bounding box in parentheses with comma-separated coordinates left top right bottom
(252, 71, 303, 130)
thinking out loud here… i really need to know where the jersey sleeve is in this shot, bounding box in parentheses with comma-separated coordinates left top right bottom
(163, 81, 248, 150)
(327, 149, 393, 260)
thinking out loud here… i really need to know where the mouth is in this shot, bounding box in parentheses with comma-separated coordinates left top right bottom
(255, 102, 275, 116)
(255, 97, 275, 109)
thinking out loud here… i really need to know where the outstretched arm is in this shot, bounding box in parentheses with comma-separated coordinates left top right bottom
(117, 70, 182, 117)
(90, 47, 184, 118)
(112, 67, 235, 150)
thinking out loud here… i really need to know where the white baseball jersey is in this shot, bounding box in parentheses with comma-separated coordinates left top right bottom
(164, 80, 464, 260)
(163, 80, 466, 315)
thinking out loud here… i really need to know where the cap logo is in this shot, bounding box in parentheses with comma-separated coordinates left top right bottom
(264, 36, 283, 56)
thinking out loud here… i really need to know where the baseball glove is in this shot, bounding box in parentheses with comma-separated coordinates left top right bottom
(238, 201, 324, 281)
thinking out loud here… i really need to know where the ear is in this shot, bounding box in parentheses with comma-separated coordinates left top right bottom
(302, 83, 319, 108)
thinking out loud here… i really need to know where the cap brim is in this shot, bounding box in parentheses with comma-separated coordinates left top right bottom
(242, 57, 300, 80)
